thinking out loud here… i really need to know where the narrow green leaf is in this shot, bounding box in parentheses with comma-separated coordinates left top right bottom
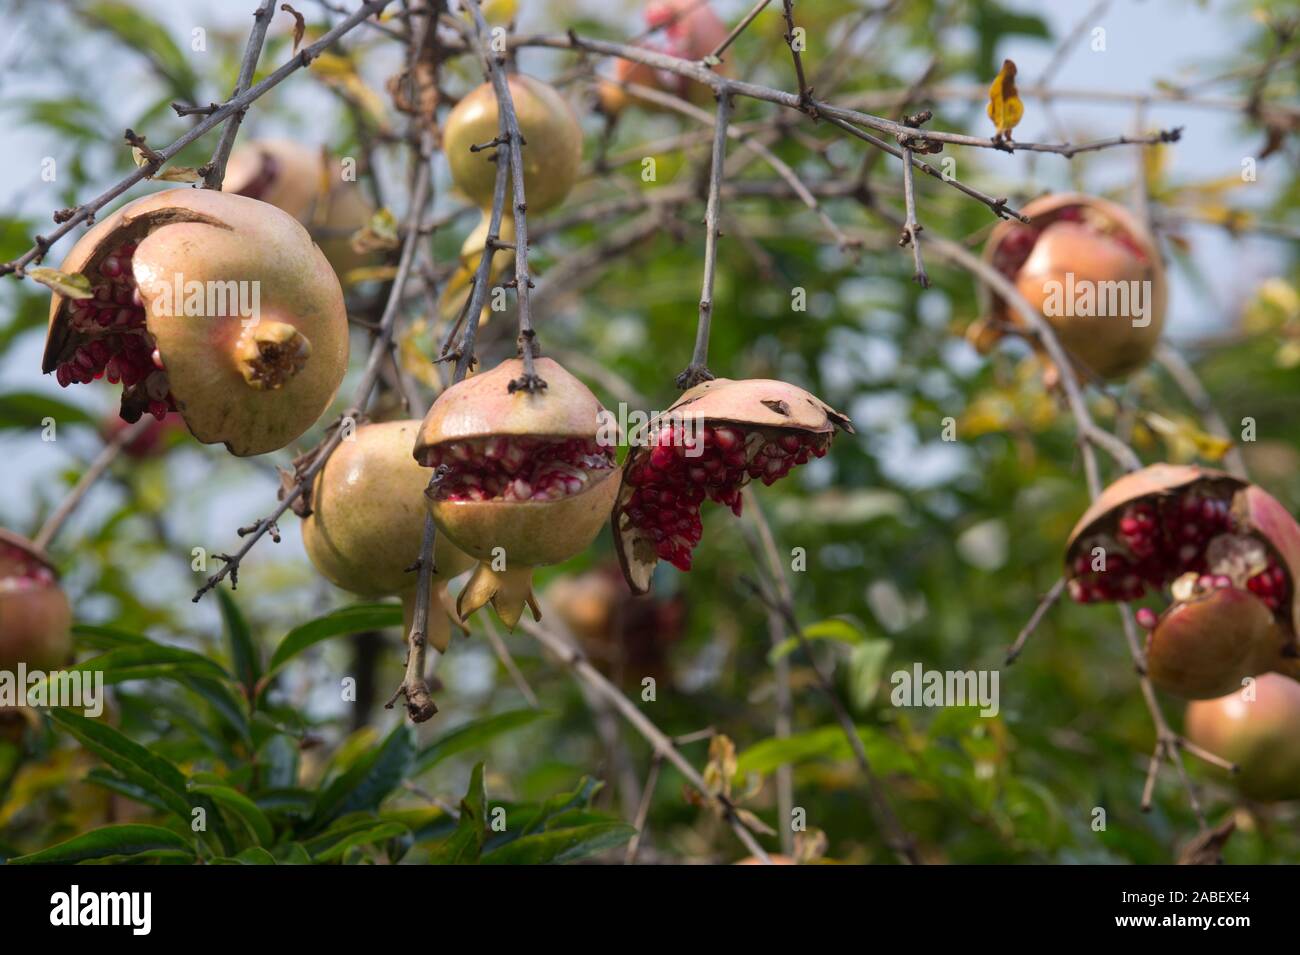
(262, 603, 402, 686)
(8, 825, 194, 865)
(413, 708, 548, 776)
(0, 391, 95, 430)
(309, 722, 414, 829)
(188, 783, 274, 847)
(768, 617, 866, 663)
(426, 762, 486, 865)
(217, 589, 260, 693)
(481, 823, 636, 865)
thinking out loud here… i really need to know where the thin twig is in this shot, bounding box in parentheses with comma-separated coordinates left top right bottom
(709, 0, 772, 63)
(677, 89, 732, 390)
(202, 1, 277, 190)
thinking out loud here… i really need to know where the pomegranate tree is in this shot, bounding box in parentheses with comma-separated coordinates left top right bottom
(443, 75, 583, 215)
(223, 139, 374, 280)
(42, 189, 349, 457)
(977, 193, 1167, 380)
(0, 530, 72, 673)
(1064, 464, 1300, 698)
(413, 358, 619, 629)
(1185, 673, 1300, 802)
(612, 378, 852, 594)
(302, 420, 473, 651)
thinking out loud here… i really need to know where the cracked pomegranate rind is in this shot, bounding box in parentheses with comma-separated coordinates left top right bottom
(976, 193, 1167, 381)
(612, 378, 853, 595)
(414, 358, 619, 630)
(0, 530, 72, 673)
(302, 420, 474, 652)
(1063, 464, 1300, 698)
(42, 189, 349, 457)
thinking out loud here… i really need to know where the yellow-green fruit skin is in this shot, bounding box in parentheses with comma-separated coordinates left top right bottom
(303, 420, 472, 597)
(443, 75, 582, 214)
(1185, 673, 1300, 801)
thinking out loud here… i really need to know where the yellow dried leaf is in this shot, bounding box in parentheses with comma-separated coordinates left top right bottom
(985, 59, 1023, 139)
(155, 165, 203, 183)
(1142, 412, 1234, 462)
(27, 267, 93, 299)
(342, 264, 398, 286)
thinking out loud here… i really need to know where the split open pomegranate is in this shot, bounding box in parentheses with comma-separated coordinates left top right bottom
(0, 530, 72, 673)
(1064, 465, 1300, 698)
(613, 378, 853, 594)
(414, 358, 620, 629)
(42, 189, 348, 457)
(976, 193, 1166, 381)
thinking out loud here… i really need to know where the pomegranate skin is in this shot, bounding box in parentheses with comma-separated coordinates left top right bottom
(613, 377, 852, 594)
(443, 75, 583, 214)
(0, 530, 72, 673)
(979, 193, 1167, 380)
(1146, 588, 1279, 700)
(223, 139, 374, 280)
(415, 358, 620, 629)
(598, 1, 730, 114)
(302, 420, 473, 598)
(1185, 674, 1300, 801)
(43, 189, 349, 457)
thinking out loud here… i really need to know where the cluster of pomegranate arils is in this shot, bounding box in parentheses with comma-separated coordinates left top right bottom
(1068, 490, 1275, 614)
(426, 436, 616, 503)
(55, 241, 173, 421)
(621, 420, 827, 571)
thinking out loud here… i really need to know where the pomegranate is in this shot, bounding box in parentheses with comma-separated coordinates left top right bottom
(413, 358, 620, 629)
(1064, 465, 1300, 699)
(598, 0, 730, 114)
(612, 378, 852, 594)
(42, 189, 349, 457)
(0, 530, 72, 673)
(302, 420, 474, 651)
(976, 193, 1166, 381)
(223, 139, 374, 280)
(443, 75, 583, 215)
(1185, 674, 1300, 802)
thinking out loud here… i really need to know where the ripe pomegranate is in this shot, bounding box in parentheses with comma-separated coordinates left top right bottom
(1185, 674, 1300, 801)
(1064, 465, 1300, 698)
(223, 139, 374, 280)
(0, 530, 72, 673)
(302, 420, 474, 651)
(598, 0, 730, 114)
(414, 358, 620, 629)
(443, 75, 583, 215)
(42, 189, 349, 457)
(612, 379, 852, 594)
(977, 193, 1167, 381)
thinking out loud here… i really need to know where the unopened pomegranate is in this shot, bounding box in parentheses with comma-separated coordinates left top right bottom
(976, 193, 1166, 381)
(414, 358, 619, 629)
(612, 378, 852, 594)
(42, 189, 349, 457)
(1064, 465, 1300, 698)
(598, 0, 730, 114)
(223, 139, 374, 280)
(1185, 674, 1300, 801)
(443, 75, 583, 215)
(0, 531, 72, 673)
(302, 420, 473, 651)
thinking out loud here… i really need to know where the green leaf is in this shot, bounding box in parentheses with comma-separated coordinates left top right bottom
(212, 847, 277, 865)
(426, 762, 486, 865)
(80, 2, 200, 100)
(413, 708, 548, 776)
(7, 825, 194, 865)
(481, 823, 636, 865)
(736, 725, 863, 776)
(312, 821, 408, 862)
(71, 644, 231, 685)
(188, 783, 274, 847)
(518, 777, 603, 838)
(262, 603, 403, 689)
(768, 617, 868, 662)
(217, 589, 261, 694)
(309, 722, 414, 829)
(0, 391, 95, 431)
(72, 624, 152, 651)
(846, 638, 893, 710)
